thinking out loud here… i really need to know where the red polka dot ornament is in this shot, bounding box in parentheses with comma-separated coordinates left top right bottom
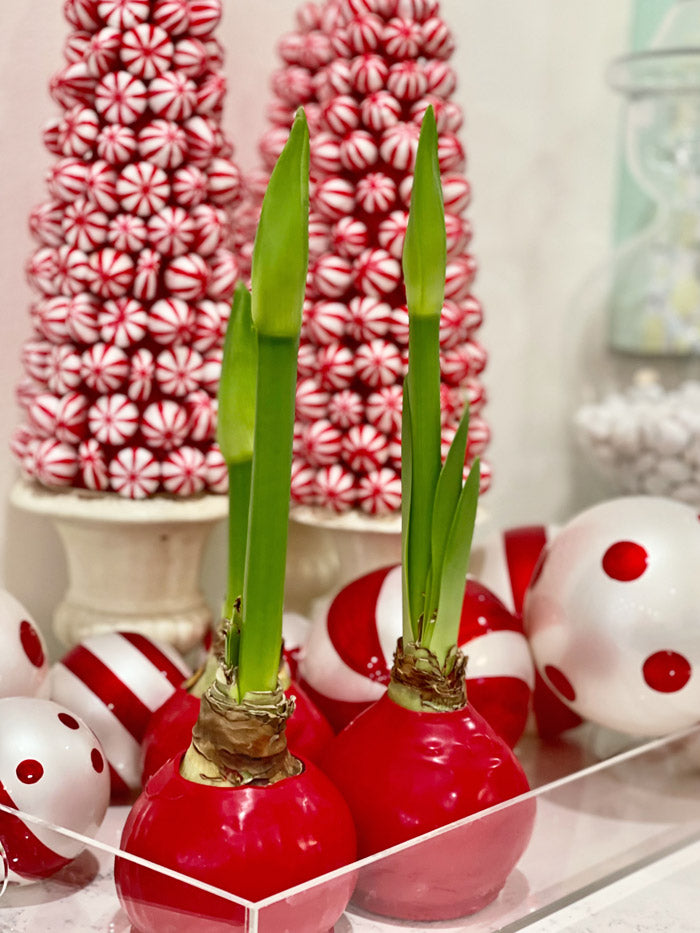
(0, 696, 109, 883)
(524, 496, 700, 737)
(0, 591, 49, 699)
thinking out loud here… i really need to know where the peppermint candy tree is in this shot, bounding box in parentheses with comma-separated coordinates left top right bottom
(242, 0, 489, 518)
(13, 0, 240, 499)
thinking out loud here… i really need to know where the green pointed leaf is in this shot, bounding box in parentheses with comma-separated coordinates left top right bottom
(402, 106, 446, 321)
(217, 282, 256, 465)
(401, 380, 415, 642)
(251, 109, 310, 339)
(431, 459, 481, 663)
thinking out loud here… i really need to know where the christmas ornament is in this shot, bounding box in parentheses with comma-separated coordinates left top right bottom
(524, 496, 700, 736)
(0, 696, 109, 883)
(0, 591, 49, 699)
(50, 631, 190, 795)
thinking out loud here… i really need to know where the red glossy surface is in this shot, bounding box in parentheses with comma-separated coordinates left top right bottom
(321, 693, 535, 921)
(141, 679, 334, 785)
(116, 756, 357, 933)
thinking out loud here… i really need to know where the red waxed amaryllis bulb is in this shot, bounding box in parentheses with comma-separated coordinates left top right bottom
(321, 109, 534, 922)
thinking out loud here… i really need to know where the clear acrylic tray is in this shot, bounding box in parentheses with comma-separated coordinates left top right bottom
(2, 722, 700, 932)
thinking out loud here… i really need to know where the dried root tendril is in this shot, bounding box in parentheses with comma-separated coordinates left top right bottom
(388, 638, 467, 712)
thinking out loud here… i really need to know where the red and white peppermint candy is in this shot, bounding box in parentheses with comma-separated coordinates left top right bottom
(380, 121, 420, 171)
(422, 15, 454, 59)
(439, 299, 466, 349)
(55, 245, 92, 296)
(296, 1, 322, 31)
(148, 298, 193, 346)
(191, 204, 226, 257)
(183, 115, 218, 167)
(127, 347, 154, 402)
(423, 58, 457, 97)
(271, 66, 313, 105)
(321, 95, 360, 136)
(339, 130, 378, 173)
(354, 338, 404, 388)
(461, 295, 483, 335)
(26, 247, 59, 296)
(266, 97, 295, 127)
(349, 54, 388, 94)
(95, 71, 147, 125)
(357, 467, 402, 515)
(464, 377, 486, 415)
(467, 416, 490, 458)
(172, 37, 208, 76)
(88, 248, 134, 299)
(88, 394, 139, 445)
(57, 106, 99, 158)
(97, 0, 150, 29)
(109, 447, 161, 499)
(148, 71, 196, 121)
(64, 0, 100, 30)
(147, 206, 195, 258)
(99, 297, 148, 347)
(107, 213, 147, 253)
(36, 296, 71, 343)
(137, 120, 187, 170)
(116, 161, 169, 217)
(316, 342, 355, 391)
(85, 27, 122, 78)
(317, 59, 354, 101)
(310, 132, 342, 175)
(96, 124, 137, 165)
(188, 0, 222, 37)
(141, 399, 188, 450)
(86, 161, 119, 213)
(366, 385, 402, 435)
(304, 300, 348, 345)
(66, 293, 100, 345)
(121, 24, 173, 80)
(441, 340, 486, 386)
(278, 33, 305, 68)
(161, 446, 207, 496)
(354, 247, 401, 296)
(259, 127, 290, 170)
(206, 248, 237, 301)
(16, 379, 43, 414)
(298, 30, 333, 68)
(207, 158, 241, 206)
(296, 341, 318, 381)
(315, 465, 356, 513)
(347, 295, 392, 341)
(152, 0, 190, 36)
(78, 438, 109, 491)
(63, 30, 92, 64)
(290, 459, 316, 505)
(55, 392, 89, 445)
(21, 340, 52, 383)
(81, 343, 129, 393)
(397, 0, 439, 19)
(356, 173, 396, 215)
(185, 390, 216, 442)
(155, 346, 203, 396)
(47, 157, 89, 203)
(377, 210, 408, 260)
(204, 445, 227, 493)
(29, 201, 64, 248)
(360, 91, 401, 133)
(47, 345, 82, 395)
(383, 17, 423, 58)
(192, 299, 228, 352)
(445, 213, 471, 257)
(342, 424, 389, 473)
(391, 303, 409, 343)
(29, 393, 61, 438)
(438, 133, 465, 172)
(444, 255, 477, 301)
(132, 249, 161, 302)
(63, 198, 108, 252)
(300, 420, 343, 467)
(442, 173, 471, 213)
(332, 216, 369, 258)
(347, 13, 384, 52)
(328, 389, 364, 429)
(196, 71, 227, 115)
(34, 439, 79, 487)
(295, 377, 330, 421)
(50, 62, 95, 109)
(312, 254, 353, 299)
(10, 425, 38, 462)
(171, 164, 208, 207)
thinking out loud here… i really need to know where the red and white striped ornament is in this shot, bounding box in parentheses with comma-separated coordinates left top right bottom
(342, 423, 389, 473)
(347, 295, 392, 341)
(96, 123, 137, 165)
(109, 446, 162, 498)
(95, 71, 147, 125)
(88, 248, 135, 299)
(164, 252, 209, 301)
(51, 631, 190, 795)
(327, 388, 364, 429)
(132, 248, 161, 302)
(148, 71, 197, 121)
(85, 27, 122, 78)
(81, 343, 130, 393)
(121, 23, 173, 80)
(141, 399, 189, 450)
(63, 198, 109, 252)
(116, 161, 169, 217)
(127, 347, 155, 402)
(155, 346, 203, 396)
(357, 467, 402, 515)
(161, 446, 207, 496)
(88, 394, 139, 446)
(314, 464, 356, 513)
(78, 438, 109, 491)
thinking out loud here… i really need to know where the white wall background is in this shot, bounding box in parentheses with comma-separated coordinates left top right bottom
(0, 1, 631, 657)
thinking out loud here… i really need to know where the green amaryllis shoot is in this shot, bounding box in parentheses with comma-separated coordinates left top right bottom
(393, 105, 480, 711)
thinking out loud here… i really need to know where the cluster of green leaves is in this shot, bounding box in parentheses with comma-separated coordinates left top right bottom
(216, 109, 310, 697)
(401, 108, 480, 666)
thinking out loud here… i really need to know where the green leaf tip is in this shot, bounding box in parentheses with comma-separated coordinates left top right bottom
(402, 105, 446, 320)
(250, 109, 310, 339)
(217, 282, 257, 465)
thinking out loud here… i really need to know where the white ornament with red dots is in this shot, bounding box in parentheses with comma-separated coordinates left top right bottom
(0, 696, 110, 883)
(0, 591, 49, 700)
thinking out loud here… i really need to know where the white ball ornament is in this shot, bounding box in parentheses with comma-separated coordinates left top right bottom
(0, 591, 49, 699)
(0, 696, 109, 884)
(50, 631, 190, 796)
(524, 496, 700, 737)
